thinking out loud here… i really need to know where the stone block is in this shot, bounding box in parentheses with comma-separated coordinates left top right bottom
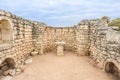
(30, 51, 38, 56)
(0, 76, 13, 80)
(24, 58, 33, 64)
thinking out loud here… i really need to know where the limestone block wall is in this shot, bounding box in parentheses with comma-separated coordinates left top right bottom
(89, 20, 108, 68)
(0, 10, 34, 66)
(33, 25, 90, 55)
(33, 26, 76, 53)
(1, 9, 120, 78)
(88, 19, 120, 77)
(74, 21, 90, 56)
(43, 27, 75, 53)
(32, 22, 46, 54)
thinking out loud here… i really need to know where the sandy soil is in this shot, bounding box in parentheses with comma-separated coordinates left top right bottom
(13, 51, 117, 80)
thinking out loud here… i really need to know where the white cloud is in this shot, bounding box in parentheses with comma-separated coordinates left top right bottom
(0, 0, 120, 26)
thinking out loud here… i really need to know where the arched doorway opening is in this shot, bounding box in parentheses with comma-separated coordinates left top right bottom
(105, 62, 119, 77)
(0, 58, 16, 76)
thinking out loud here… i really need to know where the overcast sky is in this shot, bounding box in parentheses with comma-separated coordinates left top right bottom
(0, 0, 120, 26)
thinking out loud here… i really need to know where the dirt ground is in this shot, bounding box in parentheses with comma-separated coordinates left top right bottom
(13, 51, 117, 80)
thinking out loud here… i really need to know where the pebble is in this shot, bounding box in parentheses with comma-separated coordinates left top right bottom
(30, 51, 38, 56)
(0, 76, 13, 80)
(24, 58, 33, 64)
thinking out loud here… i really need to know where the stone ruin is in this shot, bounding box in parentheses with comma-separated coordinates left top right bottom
(0, 9, 120, 79)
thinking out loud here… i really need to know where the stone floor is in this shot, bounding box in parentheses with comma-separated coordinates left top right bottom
(13, 51, 117, 80)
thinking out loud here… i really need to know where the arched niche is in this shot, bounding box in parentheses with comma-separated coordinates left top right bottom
(0, 57, 16, 76)
(0, 17, 13, 44)
(1, 58, 16, 69)
(105, 61, 119, 77)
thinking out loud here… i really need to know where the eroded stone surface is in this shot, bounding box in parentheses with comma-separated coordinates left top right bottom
(24, 58, 33, 64)
(0, 76, 13, 80)
(30, 51, 38, 56)
(0, 9, 120, 79)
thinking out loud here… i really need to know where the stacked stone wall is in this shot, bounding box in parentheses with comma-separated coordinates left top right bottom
(74, 22, 90, 56)
(33, 26, 89, 54)
(0, 10, 34, 66)
(42, 27, 75, 53)
(0, 9, 120, 78)
(87, 19, 120, 77)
